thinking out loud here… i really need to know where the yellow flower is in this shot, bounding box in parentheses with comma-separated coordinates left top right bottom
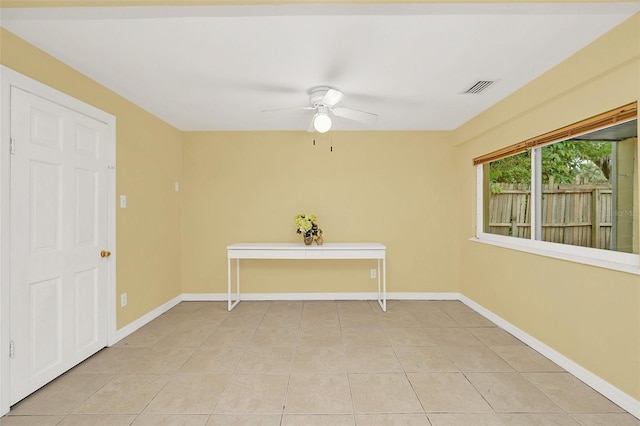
(294, 213, 320, 236)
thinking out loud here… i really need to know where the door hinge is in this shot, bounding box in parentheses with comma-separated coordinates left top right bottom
(9, 340, 14, 358)
(10, 137, 15, 155)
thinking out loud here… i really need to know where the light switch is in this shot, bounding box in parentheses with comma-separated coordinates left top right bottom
(120, 195, 127, 208)
(175, 181, 180, 192)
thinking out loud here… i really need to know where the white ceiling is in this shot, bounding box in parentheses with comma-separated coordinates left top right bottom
(1, 3, 638, 131)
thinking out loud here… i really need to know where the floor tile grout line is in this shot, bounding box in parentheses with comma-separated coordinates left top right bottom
(401, 369, 429, 417)
(346, 370, 358, 419)
(280, 373, 291, 426)
(460, 370, 501, 414)
(517, 370, 582, 415)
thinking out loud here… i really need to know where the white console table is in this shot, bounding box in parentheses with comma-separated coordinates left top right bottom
(227, 243, 386, 312)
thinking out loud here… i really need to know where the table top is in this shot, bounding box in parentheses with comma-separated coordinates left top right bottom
(227, 242, 385, 251)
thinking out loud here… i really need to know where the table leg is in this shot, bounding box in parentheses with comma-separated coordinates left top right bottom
(377, 258, 386, 312)
(383, 258, 386, 312)
(236, 259, 240, 305)
(228, 258, 240, 311)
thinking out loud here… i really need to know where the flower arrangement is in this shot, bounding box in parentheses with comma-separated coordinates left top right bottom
(295, 213, 321, 238)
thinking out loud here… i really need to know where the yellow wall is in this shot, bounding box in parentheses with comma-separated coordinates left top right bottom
(454, 13, 640, 400)
(0, 28, 184, 328)
(181, 131, 459, 295)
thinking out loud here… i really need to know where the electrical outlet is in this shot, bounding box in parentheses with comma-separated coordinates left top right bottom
(120, 293, 127, 307)
(370, 269, 377, 279)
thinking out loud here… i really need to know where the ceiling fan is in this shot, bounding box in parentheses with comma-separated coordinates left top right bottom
(262, 86, 378, 133)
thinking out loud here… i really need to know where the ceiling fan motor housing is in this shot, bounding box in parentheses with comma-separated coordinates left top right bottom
(308, 86, 341, 107)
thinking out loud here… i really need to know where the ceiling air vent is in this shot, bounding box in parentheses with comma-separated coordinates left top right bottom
(463, 80, 496, 94)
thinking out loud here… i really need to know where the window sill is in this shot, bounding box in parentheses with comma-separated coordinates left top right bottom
(470, 235, 640, 275)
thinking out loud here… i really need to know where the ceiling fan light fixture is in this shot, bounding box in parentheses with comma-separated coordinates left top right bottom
(313, 111, 332, 133)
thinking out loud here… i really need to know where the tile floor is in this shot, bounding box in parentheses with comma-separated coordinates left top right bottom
(1, 300, 638, 426)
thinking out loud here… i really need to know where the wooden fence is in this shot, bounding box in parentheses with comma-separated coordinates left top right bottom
(488, 182, 612, 249)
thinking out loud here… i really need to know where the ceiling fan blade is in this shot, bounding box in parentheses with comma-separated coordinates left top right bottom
(261, 106, 315, 113)
(321, 89, 344, 107)
(332, 107, 378, 125)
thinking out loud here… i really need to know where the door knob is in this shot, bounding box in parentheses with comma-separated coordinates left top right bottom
(100, 250, 111, 258)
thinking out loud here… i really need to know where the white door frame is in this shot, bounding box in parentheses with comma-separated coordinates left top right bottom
(0, 65, 117, 416)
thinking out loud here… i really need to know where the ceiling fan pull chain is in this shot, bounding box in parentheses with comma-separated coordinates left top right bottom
(313, 139, 316, 146)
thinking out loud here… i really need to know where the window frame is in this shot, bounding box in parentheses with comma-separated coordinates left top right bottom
(473, 114, 640, 275)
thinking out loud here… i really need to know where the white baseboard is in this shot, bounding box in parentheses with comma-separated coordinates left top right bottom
(181, 293, 227, 301)
(181, 292, 461, 301)
(390, 292, 460, 300)
(460, 295, 640, 420)
(112, 295, 182, 344)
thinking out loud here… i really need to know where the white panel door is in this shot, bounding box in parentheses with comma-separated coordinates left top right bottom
(9, 87, 109, 404)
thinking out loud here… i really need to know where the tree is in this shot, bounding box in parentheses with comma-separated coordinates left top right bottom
(489, 139, 612, 185)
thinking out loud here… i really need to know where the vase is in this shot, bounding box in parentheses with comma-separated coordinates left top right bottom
(315, 234, 324, 245)
(303, 236, 313, 245)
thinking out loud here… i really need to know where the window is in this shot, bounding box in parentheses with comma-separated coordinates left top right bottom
(475, 103, 639, 271)
(483, 150, 531, 240)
